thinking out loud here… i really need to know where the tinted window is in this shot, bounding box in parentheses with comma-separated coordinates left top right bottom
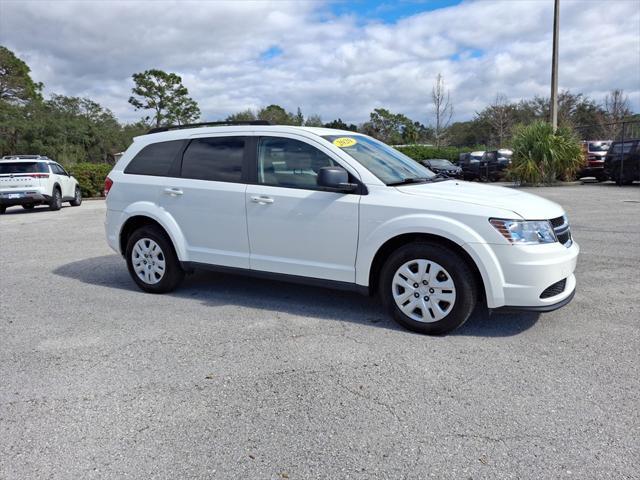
(124, 140, 185, 176)
(258, 137, 335, 189)
(52, 164, 68, 175)
(181, 137, 245, 182)
(0, 162, 48, 174)
(611, 141, 636, 154)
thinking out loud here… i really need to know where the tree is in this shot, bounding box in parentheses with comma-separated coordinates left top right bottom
(294, 107, 304, 126)
(226, 109, 257, 122)
(128, 69, 200, 127)
(602, 89, 632, 139)
(361, 108, 415, 144)
(324, 118, 358, 131)
(0, 46, 42, 104)
(509, 121, 582, 184)
(257, 104, 295, 124)
(431, 73, 453, 147)
(304, 114, 323, 127)
(477, 94, 514, 147)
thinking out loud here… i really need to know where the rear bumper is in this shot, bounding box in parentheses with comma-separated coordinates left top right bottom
(0, 192, 48, 206)
(580, 163, 605, 176)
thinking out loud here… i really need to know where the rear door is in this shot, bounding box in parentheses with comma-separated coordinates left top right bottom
(51, 163, 73, 197)
(159, 135, 250, 268)
(245, 135, 360, 282)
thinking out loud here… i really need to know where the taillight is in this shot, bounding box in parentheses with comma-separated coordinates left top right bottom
(31, 173, 50, 178)
(104, 176, 113, 196)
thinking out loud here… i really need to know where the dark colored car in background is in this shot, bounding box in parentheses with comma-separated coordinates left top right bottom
(487, 149, 512, 179)
(604, 139, 639, 185)
(420, 159, 463, 178)
(580, 140, 611, 181)
(458, 150, 511, 182)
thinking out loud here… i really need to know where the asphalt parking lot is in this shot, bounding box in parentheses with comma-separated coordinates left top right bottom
(1, 184, 638, 479)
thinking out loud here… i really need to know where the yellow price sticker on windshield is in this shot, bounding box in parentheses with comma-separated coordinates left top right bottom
(333, 137, 357, 148)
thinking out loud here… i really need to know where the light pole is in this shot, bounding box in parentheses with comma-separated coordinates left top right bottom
(550, 0, 560, 131)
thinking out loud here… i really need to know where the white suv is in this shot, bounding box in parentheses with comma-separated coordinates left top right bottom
(104, 123, 579, 334)
(0, 155, 82, 213)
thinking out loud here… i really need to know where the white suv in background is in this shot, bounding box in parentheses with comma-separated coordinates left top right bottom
(0, 155, 82, 213)
(104, 122, 579, 334)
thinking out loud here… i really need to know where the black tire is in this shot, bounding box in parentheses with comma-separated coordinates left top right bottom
(69, 186, 82, 206)
(379, 242, 478, 335)
(49, 187, 62, 211)
(125, 225, 184, 293)
(22, 204, 35, 210)
(0, 206, 6, 214)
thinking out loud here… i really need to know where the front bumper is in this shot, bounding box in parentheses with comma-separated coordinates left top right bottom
(492, 286, 575, 313)
(488, 240, 579, 310)
(0, 191, 48, 207)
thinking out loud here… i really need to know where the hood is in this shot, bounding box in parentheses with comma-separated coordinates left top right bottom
(396, 180, 565, 220)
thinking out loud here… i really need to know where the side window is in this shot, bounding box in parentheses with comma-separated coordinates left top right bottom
(124, 140, 186, 177)
(258, 137, 335, 189)
(51, 164, 65, 175)
(55, 164, 69, 176)
(181, 137, 245, 182)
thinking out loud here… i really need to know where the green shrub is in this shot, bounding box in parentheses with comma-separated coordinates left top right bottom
(508, 122, 582, 185)
(66, 162, 113, 197)
(394, 145, 481, 163)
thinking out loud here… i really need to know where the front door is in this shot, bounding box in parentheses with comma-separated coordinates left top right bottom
(245, 135, 360, 283)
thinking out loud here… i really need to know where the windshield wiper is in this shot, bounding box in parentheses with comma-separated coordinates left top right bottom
(386, 177, 429, 186)
(431, 172, 452, 180)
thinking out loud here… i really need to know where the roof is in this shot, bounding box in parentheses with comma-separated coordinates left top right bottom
(1, 155, 51, 162)
(136, 124, 360, 143)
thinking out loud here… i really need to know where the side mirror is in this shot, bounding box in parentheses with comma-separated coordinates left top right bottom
(317, 166, 357, 192)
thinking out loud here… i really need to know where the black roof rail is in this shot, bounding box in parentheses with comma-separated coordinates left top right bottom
(146, 120, 271, 135)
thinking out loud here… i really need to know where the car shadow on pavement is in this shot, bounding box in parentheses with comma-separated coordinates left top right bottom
(53, 254, 540, 337)
(1, 205, 67, 215)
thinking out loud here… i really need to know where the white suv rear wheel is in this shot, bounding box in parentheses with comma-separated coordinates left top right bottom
(131, 238, 166, 285)
(125, 225, 184, 293)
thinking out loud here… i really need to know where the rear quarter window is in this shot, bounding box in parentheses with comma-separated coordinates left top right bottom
(124, 140, 186, 176)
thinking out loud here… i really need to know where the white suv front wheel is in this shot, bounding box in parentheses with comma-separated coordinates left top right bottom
(380, 242, 477, 334)
(125, 225, 184, 293)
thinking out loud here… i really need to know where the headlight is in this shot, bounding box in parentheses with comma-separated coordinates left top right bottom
(489, 219, 557, 244)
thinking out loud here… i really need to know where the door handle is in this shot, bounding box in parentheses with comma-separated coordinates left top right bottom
(250, 195, 274, 205)
(164, 187, 183, 196)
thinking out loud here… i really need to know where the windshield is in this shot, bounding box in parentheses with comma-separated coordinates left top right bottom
(322, 134, 434, 184)
(0, 162, 47, 174)
(588, 142, 610, 152)
(427, 159, 453, 167)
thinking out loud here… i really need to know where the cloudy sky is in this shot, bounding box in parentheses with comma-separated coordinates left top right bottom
(1, 0, 638, 125)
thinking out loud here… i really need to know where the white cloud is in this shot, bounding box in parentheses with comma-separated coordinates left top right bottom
(1, 0, 638, 125)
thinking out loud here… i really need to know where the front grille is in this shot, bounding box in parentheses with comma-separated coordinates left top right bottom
(540, 278, 566, 299)
(550, 215, 572, 247)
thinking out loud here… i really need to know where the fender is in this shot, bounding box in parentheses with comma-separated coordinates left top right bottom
(355, 213, 506, 307)
(119, 201, 189, 261)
